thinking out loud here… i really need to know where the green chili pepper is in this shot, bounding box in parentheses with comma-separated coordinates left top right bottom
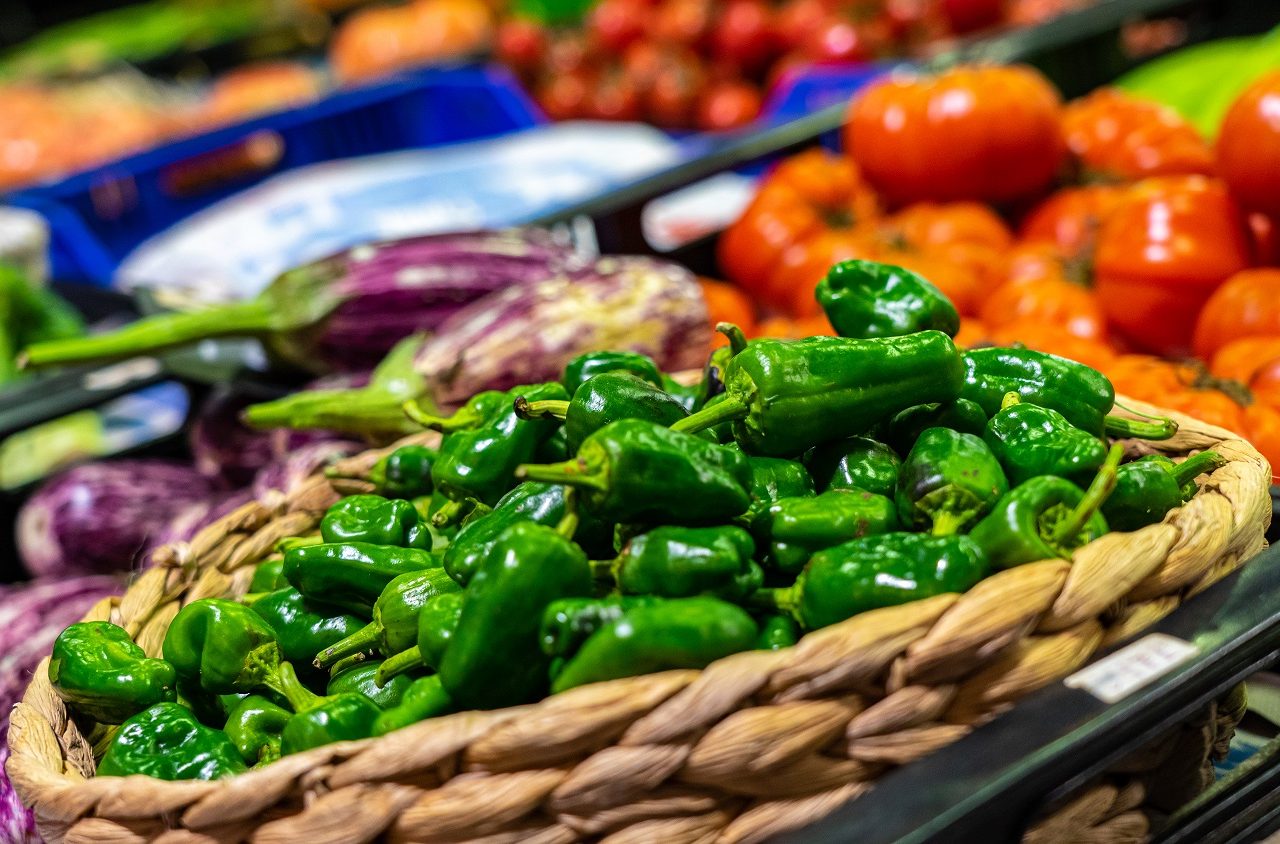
(48, 622, 177, 724)
(767, 490, 900, 574)
(755, 614, 800, 650)
(403, 390, 510, 433)
(536, 425, 571, 462)
(162, 599, 293, 697)
(365, 445, 437, 499)
(983, 393, 1107, 485)
(223, 694, 291, 766)
(280, 693, 381, 755)
(516, 419, 753, 526)
(249, 558, 287, 593)
(877, 399, 988, 456)
(761, 533, 989, 630)
(314, 568, 461, 668)
(896, 428, 1008, 535)
(1102, 450, 1226, 531)
(518, 371, 696, 453)
(742, 456, 815, 537)
(246, 588, 365, 677)
(607, 525, 763, 602)
(321, 494, 431, 549)
(804, 436, 901, 497)
(97, 703, 247, 780)
(563, 350, 664, 397)
(539, 596, 664, 662)
(372, 676, 453, 736)
(551, 597, 758, 693)
(326, 661, 414, 709)
(672, 332, 964, 457)
(969, 444, 1122, 569)
(371, 590, 469, 687)
(283, 542, 438, 616)
(815, 259, 960, 340)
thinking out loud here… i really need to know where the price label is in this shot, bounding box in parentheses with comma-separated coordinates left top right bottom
(1064, 634, 1199, 704)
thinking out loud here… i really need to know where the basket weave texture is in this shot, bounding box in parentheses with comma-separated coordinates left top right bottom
(7, 397, 1272, 844)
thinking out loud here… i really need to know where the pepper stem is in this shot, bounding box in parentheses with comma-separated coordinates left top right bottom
(265, 662, 324, 713)
(589, 559, 616, 581)
(431, 499, 471, 528)
(929, 511, 970, 537)
(748, 586, 800, 621)
(375, 647, 423, 687)
(1000, 391, 1022, 411)
(1104, 414, 1178, 440)
(514, 397, 570, 421)
(669, 396, 748, 435)
(1171, 450, 1227, 487)
(276, 535, 322, 553)
(556, 488, 580, 539)
(1052, 443, 1124, 545)
(515, 458, 609, 491)
(314, 621, 382, 669)
(403, 400, 482, 433)
(243, 391, 419, 437)
(716, 322, 749, 355)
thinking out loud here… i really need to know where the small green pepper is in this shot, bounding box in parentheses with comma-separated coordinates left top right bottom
(563, 350, 664, 397)
(403, 390, 510, 433)
(518, 371, 694, 453)
(878, 399, 988, 456)
(372, 676, 453, 736)
(896, 428, 1008, 535)
(762, 533, 989, 630)
(969, 444, 1122, 569)
(49, 622, 177, 724)
(247, 588, 365, 680)
(326, 661, 414, 709)
(366, 445, 436, 499)
(223, 694, 290, 766)
(283, 542, 438, 616)
(815, 259, 960, 340)
(766, 490, 900, 574)
(281, 693, 381, 755)
(608, 525, 763, 602)
(97, 702, 247, 780)
(517, 419, 753, 526)
(539, 596, 664, 662)
(755, 614, 800, 650)
(536, 425, 571, 462)
(249, 558, 286, 593)
(162, 599, 292, 697)
(742, 456, 815, 537)
(552, 597, 758, 692)
(1102, 451, 1226, 531)
(321, 494, 431, 549)
(313, 568, 461, 668)
(983, 393, 1106, 485)
(804, 436, 901, 497)
(372, 591, 468, 686)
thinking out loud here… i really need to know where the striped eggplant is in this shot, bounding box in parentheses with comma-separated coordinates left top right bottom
(22, 229, 583, 373)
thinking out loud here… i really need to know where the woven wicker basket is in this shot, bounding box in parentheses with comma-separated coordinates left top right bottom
(7, 396, 1272, 844)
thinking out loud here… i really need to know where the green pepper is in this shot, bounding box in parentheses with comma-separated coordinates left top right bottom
(766, 490, 900, 574)
(223, 694, 290, 766)
(536, 425, 571, 462)
(755, 614, 800, 650)
(961, 347, 1176, 439)
(48, 622, 177, 724)
(551, 597, 758, 693)
(431, 382, 567, 507)
(97, 702, 247, 781)
(969, 444, 1122, 569)
(517, 419, 753, 526)
(804, 436, 901, 497)
(761, 533, 989, 630)
(983, 393, 1107, 485)
(896, 428, 1008, 535)
(403, 390, 510, 433)
(314, 568, 461, 668)
(563, 350, 664, 397)
(539, 595, 664, 662)
(366, 445, 437, 499)
(371, 590, 469, 686)
(321, 494, 431, 549)
(246, 588, 365, 677)
(326, 661, 414, 709)
(1102, 450, 1226, 531)
(672, 332, 964, 457)
(372, 676, 453, 736)
(877, 399, 988, 456)
(439, 522, 593, 709)
(815, 259, 960, 340)
(162, 599, 293, 697)
(518, 371, 695, 453)
(662, 375, 701, 414)
(742, 456, 815, 537)
(249, 558, 286, 593)
(280, 693, 381, 755)
(608, 525, 763, 601)
(283, 542, 438, 616)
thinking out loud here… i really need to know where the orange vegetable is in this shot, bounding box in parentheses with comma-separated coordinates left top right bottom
(1191, 268, 1280, 360)
(1243, 404, 1280, 481)
(1018, 185, 1126, 261)
(987, 321, 1116, 370)
(1060, 88, 1215, 182)
(698, 277, 758, 337)
(980, 277, 1106, 342)
(1211, 337, 1280, 385)
(1216, 71, 1280, 218)
(953, 317, 990, 350)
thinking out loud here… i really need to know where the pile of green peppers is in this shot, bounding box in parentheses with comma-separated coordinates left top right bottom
(53, 258, 1215, 783)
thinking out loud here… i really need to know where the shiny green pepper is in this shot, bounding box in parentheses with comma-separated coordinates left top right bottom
(404, 390, 510, 433)
(371, 588, 462, 685)
(984, 393, 1106, 485)
(321, 494, 431, 549)
(766, 490, 900, 574)
(281, 693, 381, 755)
(49, 622, 177, 724)
(518, 371, 695, 453)
(162, 599, 290, 696)
(367, 445, 436, 499)
(815, 259, 960, 340)
(804, 436, 901, 497)
(249, 558, 286, 593)
(878, 399, 988, 456)
(539, 595, 663, 662)
(372, 676, 453, 736)
(755, 614, 800, 650)
(314, 568, 460, 668)
(1102, 451, 1226, 531)
(536, 426, 571, 462)
(283, 542, 438, 616)
(609, 525, 763, 601)
(97, 702, 247, 780)
(896, 428, 1008, 535)
(742, 456, 815, 537)
(247, 588, 364, 681)
(223, 694, 290, 766)
(563, 350, 664, 397)
(326, 661, 414, 709)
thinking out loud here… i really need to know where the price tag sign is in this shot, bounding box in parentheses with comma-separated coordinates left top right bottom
(1064, 634, 1200, 704)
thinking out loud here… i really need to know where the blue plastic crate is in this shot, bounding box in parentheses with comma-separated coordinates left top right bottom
(761, 62, 900, 126)
(5, 64, 545, 285)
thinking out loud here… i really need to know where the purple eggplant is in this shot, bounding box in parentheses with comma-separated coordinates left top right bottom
(189, 390, 281, 487)
(16, 461, 218, 578)
(252, 439, 361, 501)
(22, 229, 583, 374)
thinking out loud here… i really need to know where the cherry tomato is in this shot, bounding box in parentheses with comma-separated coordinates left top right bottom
(1217, 70, 1280, 218)
(709, 0, 777, 73)
(775, 0, 830, 52)
(547, 31, 591, 73)
(696, 80, 763, 131)
(536, 69, 594, 120)
(802, 18, 876, 64)
(589, 0, 648, 52)
(495, 18, 549, 75)
(650, 0, 713, 47)
(589, 68, 644, 121)
(646, 48, 707, 127)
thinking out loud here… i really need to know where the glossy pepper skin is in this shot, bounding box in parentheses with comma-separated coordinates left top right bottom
(983, 394, 1106, 485)
(767, 490, 900, 574)
(372, 591, 466, 686)
(163, 599, 287, 696)
(672, 332, 964, 458)
(612, 525, 763, 601)
(755, 614, 800, 650)
(517, 419, 753, 526)
(49, 622, 177, 724)
(743, 456, 815, 537)
(552, 597, 758, 693)
(518, 371, 695, 453)
(440, 522, 593, 709)
(815, 259, 960, 340)
(283, 542, 437, 616)
(563, 350, 664, 397)
(1102, 451, 1226, 531)
(768, 533, 989, 630)
(404, 390, 509, 433)
(249, 558, 286, 593)
(539, 595, 663, 661)
(373, 676, 453, 736)
(327, 661, 414, 709)
(321, 494, 431, 549)
(805, 436, 901, 498)
(281, 694, 381, 755)
(314, 568, 460, 668)
(247, 588, 364, 679)
(97, 702, 247, 780)
(431, 382, 568, 507)
(224, 694, 290, 766)
(896, 428, 1008, 535)
(367, 445, 436, 499)
(878, 400, 988, 456)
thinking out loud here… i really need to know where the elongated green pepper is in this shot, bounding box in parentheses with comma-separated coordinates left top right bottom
(246, 588, 364, 676)
(321, 494, 431, 549)
(608, 525, 763, 601)
(283, 542, 438, 616)
(372, 676, 453, 736)
(672, 332, 964, 457)
(516, 419, 753, 526)
(539, 595, 664, 662)
(563, 350, 664, 397)
(280, 693, 381, 755)
(552, 597, 758, 692)
(403, 390, 510, 433)
(804, 436, 901, 497)
(1103, 451, 1226, 531)
(97, 702, 247, 780)
(327, 661, 414, 709)
(49, 622, 177, 724)
(314, 568, 461, 668)
(517, 371, 694, 453)
(371, 591, 468, 686)
(877, 399, 988, 456)
(983, 393, 1106, 485)
(755, 614, 800, 650)
(896, 428, 1008, 535)
(815, 259, 960, 340)
(224, 694, 291, 766)
(766, 490, 899, 573)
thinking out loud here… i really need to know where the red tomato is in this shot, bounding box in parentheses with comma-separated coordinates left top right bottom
(845, 65, 1065, 206)
(987, 320, 1117, 370)
(940, 0, 1005, 34)
(696, 80, 763, 131)
(980, 277, 1107, 341)
(546, 31, 591, 73)
(589, 0, 648, 51)
(1217, 70, 1280, 218)
(588, 68, 644, 121)
(709, 0, 776, 73)
(1191, 268, 1280, 360)
(1252, 213, 1280, 266)
(646, 49, 708, 127)
(651, 0, 713, 47)
(1018, 185, 1126, 260)
(1060, 88, 1215, 182)
(494, 18, 549, 74)
(776, 228, 879, 316)
(1094, 176, 1254, 356)
(801, 18, 876, 64)
(621, 39, 666, 90)
(775, 0, 830, 51)
(536, 69, 594, 120)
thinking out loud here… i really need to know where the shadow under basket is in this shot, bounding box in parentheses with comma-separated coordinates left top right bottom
(7, 396, 1273, 844)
